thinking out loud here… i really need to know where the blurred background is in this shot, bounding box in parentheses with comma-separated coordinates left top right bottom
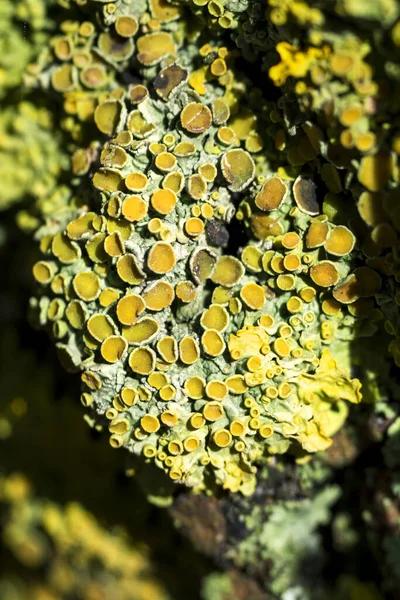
(1, 1, 400, 599)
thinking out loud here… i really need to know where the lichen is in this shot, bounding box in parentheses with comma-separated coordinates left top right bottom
(0, 0, 396, 506)
(25, 0, 197, 144)
(201, 572, 234, 600)
(0, 103, 68, 214)
(167, 0, 400, 367)
(26, 0, 397, 496)
(5, 0, 400, 596)
(0, 0, 53, 98)
(236, 485, 341, 595)
(0, 0, 70, 215)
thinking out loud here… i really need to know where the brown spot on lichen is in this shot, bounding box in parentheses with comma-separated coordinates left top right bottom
(153, 64, 188, 100)
(293, 176, 320, 215)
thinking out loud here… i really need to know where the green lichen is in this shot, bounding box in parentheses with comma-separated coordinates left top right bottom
(26, 0, 395, 497)
(0, 103, 68, 213)
(166, 0, 400, 369)
(201, 572, 233, 600)
(0, 0, 53, 98)
(0, 0, 391, 510)
(29, 47, 365, 493)
(4, 0, 400, 597)
(26, 0, 196, 143)
(0, 0, 68, 214)
(237, 485, 341, 596)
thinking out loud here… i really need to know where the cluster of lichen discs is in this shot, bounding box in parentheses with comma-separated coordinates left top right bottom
(265, 13, 400, 365)
(32, 158, 363, 494)
(28, 0, 381, 495)
(30, 58, 264, 492)
(180, 0, 400, 368)
(102, 175, 364, 494)
(355, 182, 400, 367)
(27, 0, 189, 141)
(166, 0, 250, 30)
